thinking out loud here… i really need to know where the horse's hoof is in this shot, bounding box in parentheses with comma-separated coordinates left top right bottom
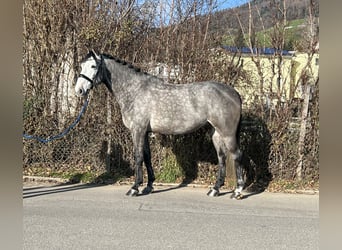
(126, 188, 139, 197)
(142, 186, 154, 195)
(207, 188, 219, 197)
(231, 193, 244, 200)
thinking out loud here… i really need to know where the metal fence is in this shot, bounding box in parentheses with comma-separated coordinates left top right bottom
(23, 83, 319, 188)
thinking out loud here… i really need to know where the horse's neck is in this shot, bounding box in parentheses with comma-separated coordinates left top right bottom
(105, 59, 144, 111)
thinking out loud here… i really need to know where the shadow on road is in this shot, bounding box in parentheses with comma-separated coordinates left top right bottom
(23, 182, 265, 199)
(136, 182, 264, 199)
(23, 183, 103, 199)
(142, 183, 191, 196)
(139, 183, 230, 197)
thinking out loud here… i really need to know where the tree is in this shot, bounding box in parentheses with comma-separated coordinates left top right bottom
(234, 27, 246, 48)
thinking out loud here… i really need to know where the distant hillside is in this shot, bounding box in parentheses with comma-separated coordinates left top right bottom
(209, 0, 319, 50)
(212, 0, 319, 31)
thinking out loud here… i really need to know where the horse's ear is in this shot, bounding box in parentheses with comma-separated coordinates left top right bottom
(90, 49, 100, 60)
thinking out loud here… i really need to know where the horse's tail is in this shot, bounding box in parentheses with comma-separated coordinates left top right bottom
(236, 113, 242, 146)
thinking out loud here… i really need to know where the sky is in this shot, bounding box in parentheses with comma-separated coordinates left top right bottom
(136, 0, 252, 13)
(216, 0, 250, 11)
(135, 0, 252, 25)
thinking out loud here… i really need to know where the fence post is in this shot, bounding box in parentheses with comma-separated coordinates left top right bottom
(296, 83, 311, 180)
(106, 94, 112, 173)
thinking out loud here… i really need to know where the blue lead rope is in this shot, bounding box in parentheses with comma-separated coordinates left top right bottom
(23, 95, 90, 143)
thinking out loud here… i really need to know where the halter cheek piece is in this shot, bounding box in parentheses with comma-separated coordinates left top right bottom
(78, 56, 102, 89)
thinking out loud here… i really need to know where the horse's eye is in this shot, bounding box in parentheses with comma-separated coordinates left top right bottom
(91, 65, 97, 69)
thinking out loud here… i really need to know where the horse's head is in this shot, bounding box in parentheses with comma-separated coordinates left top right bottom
(75, 50, 113, 96)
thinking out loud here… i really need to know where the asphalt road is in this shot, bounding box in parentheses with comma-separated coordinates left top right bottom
(23, 183, 319, 250)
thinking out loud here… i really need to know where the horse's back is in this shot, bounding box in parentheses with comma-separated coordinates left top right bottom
(146, 80, 241, 104)
(141, 81, 241, 135)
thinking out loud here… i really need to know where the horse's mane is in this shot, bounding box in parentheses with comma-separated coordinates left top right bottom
(102, 53, 146, 75)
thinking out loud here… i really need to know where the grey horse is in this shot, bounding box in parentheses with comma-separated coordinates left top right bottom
(75, 51, 244, 199)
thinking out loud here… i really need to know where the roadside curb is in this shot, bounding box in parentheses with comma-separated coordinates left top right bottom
(23, 175, 212, 189)
(23, 175, 318, 195)
(23, 175, 69, 184)
(114, 181, 210, 189)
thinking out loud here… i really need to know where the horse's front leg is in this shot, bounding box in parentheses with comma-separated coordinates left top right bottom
(142, 133, 155, 195)
(126, 129, 145, 197)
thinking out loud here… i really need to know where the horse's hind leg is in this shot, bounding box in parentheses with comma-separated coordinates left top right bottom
(225, 136, 244, 200)
(142, 133, 155, 195)
(207, 131, 227, 197)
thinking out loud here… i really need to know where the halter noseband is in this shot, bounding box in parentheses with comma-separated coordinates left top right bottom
(79, 73, 94, 84)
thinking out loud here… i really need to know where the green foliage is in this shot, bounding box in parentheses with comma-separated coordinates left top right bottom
(223, 18, 307, 51)
(156, 151, 184, 183)
(23, 97, 34, 120)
